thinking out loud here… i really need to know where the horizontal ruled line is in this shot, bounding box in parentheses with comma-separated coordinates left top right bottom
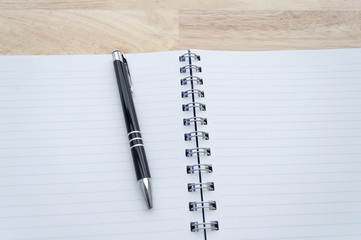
(216, 152, 361, 158)
(221, 190, 361, 197)
(217, 136, 361, 141)
(0, 98, 176, 109)
(211, 119, 361, 124)
(210, 90, 361, 95)
(0, 206, 183, 219)
(0, 116, 179, 125)
(224, 210, 361, 219)
(0, 169, 128, 178)
(0, 217, 184, 231)
(211, 127, 361, 132)
(0, 120, 178, 133)
(0, 171, 182, 188)
(223, 180, 361, 187)
(224, 222, 361, 230)
(0, 142, 125, 150)
(212, 111, 361, 117)
(0, 185, 177, 198)
(3, 228, 185, 240)
(220, 143, 361, 149)
(224, 233, 361, 240)
(208, 82, 361, 87)
(222, 200, 361, 208)
(210, 96, 361, 102)
(0, 157, 181, 169)
(210, 103, 361, 109)
(0, 138, 180, 150)
(0, 92, 174, 103)
(0, 89, 115, 95)
(0, 81, 114, 88)
(0, 195, 182, 209)
(217, 161, 361, 167)
(207, 61, 361, 69)
(207, 68, 361, 75)
(0, 167, 180, 180)
(219, 170, 361, 177)
(0, 148, 178, 159)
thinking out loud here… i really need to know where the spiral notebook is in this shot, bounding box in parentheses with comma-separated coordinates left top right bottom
(1, 49, 361, 240)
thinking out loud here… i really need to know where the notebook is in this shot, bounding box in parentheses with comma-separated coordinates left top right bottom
(1, 49, 361, 240)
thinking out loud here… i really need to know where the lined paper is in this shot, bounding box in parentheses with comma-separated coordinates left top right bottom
(1, 49, 361, 240)
(0, 52, 200, 240)
(197, 49, 361, 240)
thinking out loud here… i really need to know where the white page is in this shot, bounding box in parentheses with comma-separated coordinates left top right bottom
(195, 49, 361, 240)
(3, 49, 360, 240)
(0, 52, 202, 240)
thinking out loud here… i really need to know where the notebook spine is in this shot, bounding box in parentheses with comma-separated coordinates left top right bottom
(180, 51, 219, 233)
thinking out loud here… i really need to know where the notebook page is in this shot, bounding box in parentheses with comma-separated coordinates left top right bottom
(0, 52, 200, 240)
(196, 49, 361, 240)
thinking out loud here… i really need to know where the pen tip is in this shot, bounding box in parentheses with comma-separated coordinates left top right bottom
(138, 178, 153, 209)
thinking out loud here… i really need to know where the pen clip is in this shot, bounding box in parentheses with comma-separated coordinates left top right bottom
(122, 55, 134, 93)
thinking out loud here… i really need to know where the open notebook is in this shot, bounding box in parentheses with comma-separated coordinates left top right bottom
(1, 49, 361, 240)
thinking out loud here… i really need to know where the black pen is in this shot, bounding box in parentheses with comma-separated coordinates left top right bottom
(112, 50, 153, 209)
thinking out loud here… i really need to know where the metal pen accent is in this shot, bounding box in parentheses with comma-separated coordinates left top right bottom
(112, 50, 153, 209)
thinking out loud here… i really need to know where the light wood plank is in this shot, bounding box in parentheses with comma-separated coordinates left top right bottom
(0, 0, 322, 10)
(0, 1, 360, 54)
(179, 10, 361, 51)
(0, 10, 178, 54)
(320, 0, 361, 10)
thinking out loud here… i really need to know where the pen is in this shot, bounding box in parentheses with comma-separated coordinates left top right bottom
(112, 50, 153, 209)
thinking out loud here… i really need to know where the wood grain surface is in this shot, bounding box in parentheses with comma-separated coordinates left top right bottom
(0, 0, 360, 54)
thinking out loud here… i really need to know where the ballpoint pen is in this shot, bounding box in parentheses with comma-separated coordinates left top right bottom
(112, 50, 153, 209)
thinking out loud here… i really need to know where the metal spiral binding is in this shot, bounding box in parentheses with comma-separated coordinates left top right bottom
(188, 182, 215, 192)
(183, 117, 208, 126)
(186, 164, 213, 174)
(189, 201, 217, 211)
(190, 221, 219, 232)
(182, 89, 204, 98)
(180, 76, 203, 85)
(179, 52, 201, 62)
(183, 102, 206, 111)
(184, 131, 209, 141)
(180, 64, 202, 73)
(185, 147, 211, 157)
(180, 51, 218, 233)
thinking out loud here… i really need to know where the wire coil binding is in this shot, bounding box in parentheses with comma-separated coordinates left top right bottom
(185, 147, 211, 157)
(189, 201, 217, 211)
(188, 182, 215, 192)
(180, 76, 203, 85)
(183, 102, 206, 111)
(190, 221, 219, 232)
(183, 117, 208, 126)
(186, 164, 213, 174)
(179, 53, 201, 62)
(184, 131, 209, 141)
(180, 51, 217, 233)
(180, 65, 202, 73)
(182, 89, 204, 98)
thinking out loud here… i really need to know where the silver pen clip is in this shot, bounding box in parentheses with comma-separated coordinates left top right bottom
(112, 50, 134, 93)
(122, 55, 134, 93)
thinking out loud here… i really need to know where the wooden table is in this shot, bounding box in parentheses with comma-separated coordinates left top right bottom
(0, 0, 360, 55)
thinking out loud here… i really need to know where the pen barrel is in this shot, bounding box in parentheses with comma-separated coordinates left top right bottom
(129, 133, 151, 180)
(113, 60, 151, 181)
